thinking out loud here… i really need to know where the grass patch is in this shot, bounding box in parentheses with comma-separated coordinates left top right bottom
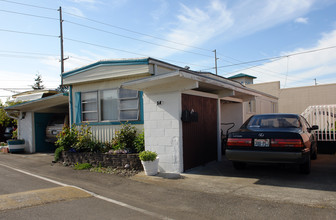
(73, 163, 92, 170)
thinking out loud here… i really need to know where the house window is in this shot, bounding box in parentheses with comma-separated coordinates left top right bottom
(101, 89, 119, 121)
(81, 91, 98, 122)
(80, 88, 139, 123)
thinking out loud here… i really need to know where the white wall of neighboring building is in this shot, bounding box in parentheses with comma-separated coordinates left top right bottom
(221, 102, 244, 133)
(143, 91, 183, 173)
(18, 111, 34, 153)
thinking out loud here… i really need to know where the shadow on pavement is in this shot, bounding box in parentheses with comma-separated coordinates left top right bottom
(185, 154, 336, 192)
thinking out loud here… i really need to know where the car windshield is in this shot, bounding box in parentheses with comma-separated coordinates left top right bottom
(246, 115, 300, 129)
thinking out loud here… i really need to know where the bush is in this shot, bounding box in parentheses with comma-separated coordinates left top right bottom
(112, 123, 137, 152)
(73, 163, 92, 170)
(54, 146, 64, 161)
(55, 125, 78, 151)
(134, 131, 144, 153)
(73, 124, 102, 152)
(139, 151, 157, 161)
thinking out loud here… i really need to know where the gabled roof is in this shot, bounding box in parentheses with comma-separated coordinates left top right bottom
(228, 73, 256, 79)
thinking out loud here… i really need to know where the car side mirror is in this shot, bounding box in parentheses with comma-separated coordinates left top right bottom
(308, 125, 319, 132)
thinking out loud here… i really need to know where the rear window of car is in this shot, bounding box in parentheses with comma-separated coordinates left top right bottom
(246, 115, 300, 129)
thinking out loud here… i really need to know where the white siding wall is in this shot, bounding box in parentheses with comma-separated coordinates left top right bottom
(18, 111, 34, 153)
(221, 102, 244, 132)
(89, 124, 144, 143)
(143, 92, 183, 173)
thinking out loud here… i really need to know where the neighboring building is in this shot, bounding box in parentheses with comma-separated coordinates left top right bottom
(62, 57, 277, 173)
(12, 90, 59, 102)
(247, 81, 336, 114)
(228, 73, 256, 85)
(5, 91, 68, 153)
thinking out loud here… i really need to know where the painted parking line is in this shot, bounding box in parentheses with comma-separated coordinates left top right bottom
(0, 186, 92, 211)
(0, 163, 174, 220)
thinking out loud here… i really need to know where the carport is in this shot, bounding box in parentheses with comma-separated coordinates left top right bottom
(123, 71, 277, 172)
(5, 93, 69, 153)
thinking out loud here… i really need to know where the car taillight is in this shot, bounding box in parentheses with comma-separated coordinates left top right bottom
(271, 139, 304, 147)
(227, 138, 252, 147)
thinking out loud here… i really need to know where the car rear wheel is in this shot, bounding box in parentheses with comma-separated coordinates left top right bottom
(299, 157, 311, 174)
(232, 161, 246, 170)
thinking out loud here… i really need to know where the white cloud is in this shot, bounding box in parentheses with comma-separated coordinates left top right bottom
(143, 0, 318, 59)
(295, 17, 308, 24)
(151, 0, 169, 21)
(232, 29, 336, 88)
(145, 0, 233, 57)
(64, 7, 85, 17)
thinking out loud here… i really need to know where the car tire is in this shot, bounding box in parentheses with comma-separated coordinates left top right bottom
(232, 161, 246, 170)
(299, 157, 311, 174)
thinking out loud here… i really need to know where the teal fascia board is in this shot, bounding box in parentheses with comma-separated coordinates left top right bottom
(63, 58, 150, 79)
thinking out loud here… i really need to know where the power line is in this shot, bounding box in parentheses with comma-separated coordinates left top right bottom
(0, 0, 55, 11)
(0, 9, 58, 20)
(0, 50, 57, 56)
(64, 20, 213, 58)
(0, 28, 58, 38)
(216, 45, 336, 69)
(64, 37, 211, 68)
(62, 11, 213, 53)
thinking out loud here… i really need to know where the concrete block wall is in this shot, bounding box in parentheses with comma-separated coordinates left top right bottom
(143, 91, 183, 173)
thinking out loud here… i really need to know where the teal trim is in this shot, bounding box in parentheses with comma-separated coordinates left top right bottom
(69, 86, 73, 125)
(63, 58, 149, 78)
(7, 140, 25, 145)
(34, 113, 57, 153)
(74, 92, 81, 124)
(139, 91, 144, 123)
(74, 120, 144, 126)
(73, 91, 144, 126)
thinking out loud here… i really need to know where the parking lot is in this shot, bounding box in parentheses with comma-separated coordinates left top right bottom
(133, 154, 336, 209)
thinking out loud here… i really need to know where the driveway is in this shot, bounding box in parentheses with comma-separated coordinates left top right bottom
(132, 154, 336, 209)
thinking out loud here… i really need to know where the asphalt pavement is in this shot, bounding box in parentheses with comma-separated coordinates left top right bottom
(0, 152, 336, 219)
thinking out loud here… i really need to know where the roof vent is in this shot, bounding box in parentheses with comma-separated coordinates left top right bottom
(184, 66, 190, 70)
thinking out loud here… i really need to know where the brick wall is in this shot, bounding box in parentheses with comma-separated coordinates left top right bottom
(143, 92, 183, 173)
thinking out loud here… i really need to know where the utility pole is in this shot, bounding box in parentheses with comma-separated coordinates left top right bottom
(58, 6, 68, 86)
(213, 49, 218, 75)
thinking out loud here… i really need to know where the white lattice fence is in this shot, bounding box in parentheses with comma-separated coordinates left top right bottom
(302, 105, 336, 141)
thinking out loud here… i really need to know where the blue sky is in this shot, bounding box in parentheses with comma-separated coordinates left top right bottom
(1, 0, 336, 102)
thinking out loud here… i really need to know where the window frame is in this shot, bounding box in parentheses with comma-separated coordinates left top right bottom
(81, 91, 98, 122)
(80, 88, 140, 123)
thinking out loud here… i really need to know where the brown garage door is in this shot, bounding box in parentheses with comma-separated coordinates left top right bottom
(182, 94, 218, 171)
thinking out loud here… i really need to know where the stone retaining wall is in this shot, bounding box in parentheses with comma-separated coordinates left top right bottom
(61, 152, 143, 170)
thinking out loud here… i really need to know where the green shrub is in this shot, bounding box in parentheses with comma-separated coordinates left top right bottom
(73, 163, 92, 170)
(73, 124, 102, 152)
(139, 151, 157, 161)
(134, 131, 144, 153)
(54, 146, 64, 161)
(55, 125, 78, 151)
(112, 123, 137, 152)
